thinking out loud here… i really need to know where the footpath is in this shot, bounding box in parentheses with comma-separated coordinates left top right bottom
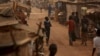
(27, 7, 93, 56)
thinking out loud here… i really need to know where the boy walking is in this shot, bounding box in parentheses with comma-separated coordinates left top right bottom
(44, 17, 52, 45)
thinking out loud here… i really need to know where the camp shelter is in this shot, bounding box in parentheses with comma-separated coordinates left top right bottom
(0, 5, 32, 56)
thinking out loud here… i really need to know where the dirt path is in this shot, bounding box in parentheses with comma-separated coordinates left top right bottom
(28, 7, 94, 56)
(48, 21, 93, 56)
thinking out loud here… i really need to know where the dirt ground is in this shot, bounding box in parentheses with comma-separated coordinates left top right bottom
(27, 7, 95, 56)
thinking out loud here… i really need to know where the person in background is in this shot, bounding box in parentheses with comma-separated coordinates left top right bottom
(40, 7, 43, 13)
(67, 16, 76, 46)
(92, 29, 100, 56)
(48, 4, 52, 18)
(74, 12, 79, 24)
(44, 17, 52, 45)
(69, 12, 75, 20)
(81, 15, 89, 46)
(74, 12, 80, 39)
(49, 43, 57, 56)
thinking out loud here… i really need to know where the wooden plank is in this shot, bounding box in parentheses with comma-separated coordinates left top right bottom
(0, 30, 29, 47)
(16, 37, 31, 45)
(14, 24, 36, 32)
(0, 16, 19, 27)
(0, 19, 18, 27)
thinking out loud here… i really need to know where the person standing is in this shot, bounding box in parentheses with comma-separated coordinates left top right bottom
(92, 29, 100, 56)
(48, 4, 52, 18)
(74, 12, 79, 24)
(40, 7, 43, 13)
(67, 16, 76, 46)
(81, 15, 88, 46)
(44, 17, 52, 45)
(74, 12, 80, 39)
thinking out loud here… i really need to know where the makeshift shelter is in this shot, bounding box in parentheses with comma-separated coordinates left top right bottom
(0, 4, 32, 56)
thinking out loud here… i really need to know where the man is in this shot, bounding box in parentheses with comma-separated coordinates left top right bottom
(92, 29, 100, 56)
(67, 16, 76, 46)
(27, 8, 31, 19)
(49, 43, 57, 56)
(48, 4, 52, 18)
(74, 12, 80, 39)
(81, 16, 88, 46)
(74, 12, 79, 24)
(69, 12, 75, 20)
(44, 17, 52, 45)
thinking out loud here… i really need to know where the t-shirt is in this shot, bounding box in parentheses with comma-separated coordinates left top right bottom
(81, 18, 88, 32)
(74, 16, 79, 23)
(67, 20, 75, 32)
(93, 37, 100, 53)
(44, 21, 51, 29)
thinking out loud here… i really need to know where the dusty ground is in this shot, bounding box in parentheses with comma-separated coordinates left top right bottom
(27, 7, 94, 56)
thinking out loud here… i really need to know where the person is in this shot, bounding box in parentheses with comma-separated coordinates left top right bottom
(81, 15, 88, 46)
(74, 12, 80, 39)
(44, 17, 52, 45)
(48, 4, 52, 18)
(49, 43, 57, 56)
(74, 12, 79, 24)
(69, 12, 75, 20)
(67, 16, 76, 46)
(92, 29, 100, 56)
(40, 7, 43, 13)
